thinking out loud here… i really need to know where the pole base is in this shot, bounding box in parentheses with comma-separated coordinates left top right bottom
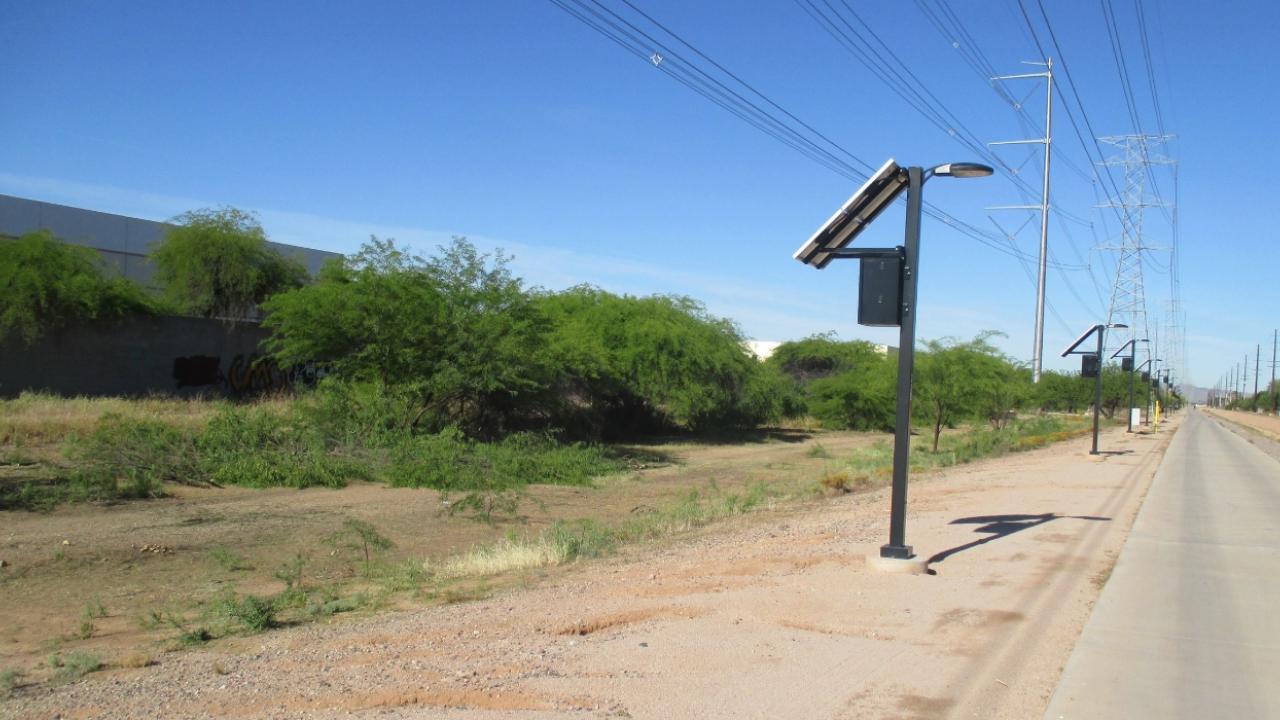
(868, 552, 928, 575)
(879, 543, 914, 559)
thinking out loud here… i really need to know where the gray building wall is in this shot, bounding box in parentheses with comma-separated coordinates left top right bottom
(0, 316, 284, 398)
(0, 194, 341, 288)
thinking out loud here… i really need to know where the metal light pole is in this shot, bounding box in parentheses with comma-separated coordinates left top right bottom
(884, 165, 924, 560)
(1063, 322, 1127, 454)
(792, 158, 992, 567)
(1112, 338, 1148, 432)
(882, 163, 992, 561)
(1091, 329, 1106, 454)
(1136, 357, 1158, 425)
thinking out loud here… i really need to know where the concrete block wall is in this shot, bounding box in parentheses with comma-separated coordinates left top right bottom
(0, 316, 281, 398)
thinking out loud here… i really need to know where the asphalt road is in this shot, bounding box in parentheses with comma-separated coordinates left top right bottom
(1044, 408, 1280, 719)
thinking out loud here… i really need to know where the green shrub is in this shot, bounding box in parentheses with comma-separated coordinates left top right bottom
(48, 651, 101, 684)
(383, 429, 624, 491)
(0, 229, 159, 345)
(214, 592, 277, 633)
(325, 519, 394, 575)
(64, 413, 202, 499)
(151, 207, 307, 320)
(540, 287, 772, 435)
(196, 404, 363, 488)
(1, 668, 22, 697)
(265, 237, 556, 438)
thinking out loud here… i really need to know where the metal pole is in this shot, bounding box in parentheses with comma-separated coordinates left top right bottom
(1091, 328, 1104, 454)
(882, 166, 923, 561)
(1272, 329, 1277, 415)
(1152, 358, 1161, 423)
(1244, 354, 1250, 407)
(1255, 343, 1261, 411)
(1031, 59, 1053, 384)
(1127, 343, 1136, 432)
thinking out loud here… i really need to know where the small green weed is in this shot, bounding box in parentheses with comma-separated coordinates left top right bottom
(208, 547, 252, 572)
(1, 668, 22, 697)
(82, 597, 107, 620)
(75, 620, 95, 640)
(214, 592, 277, 633)
(325, 519, 393, 575)
(137, 609, 165, 631)
(805, 442, 832, 458)
(176, 626, 212, 647)
(48, 651, 101, 684)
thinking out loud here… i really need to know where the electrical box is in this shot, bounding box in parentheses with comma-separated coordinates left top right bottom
(858, 256, 902, 327)
(1081, 354, 1100, 378)
(1142, 371, 1150, 382)
(1121, 357, 1133, 372)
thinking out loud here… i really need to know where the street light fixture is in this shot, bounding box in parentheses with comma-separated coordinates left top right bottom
(794, 158, 992, 568)
(1111, 338, 1148, 432)
(1062, 322, 1127, 454)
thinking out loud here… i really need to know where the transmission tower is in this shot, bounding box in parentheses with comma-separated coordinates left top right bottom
(1096, 134, 1173, 365)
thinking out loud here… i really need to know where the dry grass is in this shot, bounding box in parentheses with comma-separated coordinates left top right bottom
(116, 653, 153, 669)
(435, 537, 567, 578)
(0, 392, 223, 449)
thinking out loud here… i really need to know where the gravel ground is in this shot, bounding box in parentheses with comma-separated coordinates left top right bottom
(2, 418, 1179, 720)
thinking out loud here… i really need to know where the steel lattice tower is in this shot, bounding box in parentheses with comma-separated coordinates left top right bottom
(1096, 135, 1173, 365)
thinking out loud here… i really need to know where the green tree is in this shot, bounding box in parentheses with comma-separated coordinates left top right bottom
(767, 334, 887, 384)
(1035, 370, 1092, 413)
(1099, 365, 1132, 419)
(913, 333, 1012, 451)
(539, 287, 775, 435)
(264, 236, 555, 438)
(804, 361, 896, 431)
(151, 207, 307, 319)
(0, 230, 157, 345)
(766, 335, 894, 430)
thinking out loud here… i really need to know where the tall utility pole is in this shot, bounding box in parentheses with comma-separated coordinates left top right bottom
(1244, 354, 1250, 404)
(990, 59, 1053, 383)
(1097, 135, 1174, 374)
(1255, 344, 1262, 410)
(1272, 329, 1277, 415)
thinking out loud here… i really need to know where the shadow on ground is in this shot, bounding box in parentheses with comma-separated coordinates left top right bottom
(928, 513, 1110, 565)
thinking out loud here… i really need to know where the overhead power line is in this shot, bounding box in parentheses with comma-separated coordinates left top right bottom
(546, 0, 1088, 270)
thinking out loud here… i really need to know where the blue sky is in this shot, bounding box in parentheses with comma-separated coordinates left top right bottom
(2, 0, 1276, 389)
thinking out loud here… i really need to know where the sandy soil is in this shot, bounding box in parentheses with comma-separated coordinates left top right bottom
(0, 430, 879, 674)
(1204, 407, 1280, 439)
(0, 414, 1180, 720)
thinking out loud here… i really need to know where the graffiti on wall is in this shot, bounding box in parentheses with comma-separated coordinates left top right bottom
(172, 354, 327, 396)
(173, 355, 223, 388)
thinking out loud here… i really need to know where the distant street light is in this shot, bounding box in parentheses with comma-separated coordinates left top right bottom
(1136, 357, 1160, 426)
(1111, 338, 1148, 432)
(794, 158, 992, 569)
(1062, 322, 1127, 454)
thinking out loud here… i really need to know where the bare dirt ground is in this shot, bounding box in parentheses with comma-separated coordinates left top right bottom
(1204, 407, 1280, 440)
(1, 415, 1179, 720)
(0, 429, 879, 678)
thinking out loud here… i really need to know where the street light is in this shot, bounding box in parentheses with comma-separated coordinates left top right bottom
(1062, 322, 1127, 455)
(794, 158, 992, 569)
(1111, 338, 1148, 432)
(1135, 357, 1160, 426)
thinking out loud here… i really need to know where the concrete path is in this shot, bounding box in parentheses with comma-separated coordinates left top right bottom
(1044, 408, 1280, 719)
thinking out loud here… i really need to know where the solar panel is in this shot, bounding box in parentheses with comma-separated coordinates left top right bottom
(792, 158, 906, 269)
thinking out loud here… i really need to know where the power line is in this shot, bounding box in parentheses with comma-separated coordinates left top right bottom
(546, 0, 1087, 269)
(797, 0, 1094, 228)
(1022, 0, 1131, 232)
